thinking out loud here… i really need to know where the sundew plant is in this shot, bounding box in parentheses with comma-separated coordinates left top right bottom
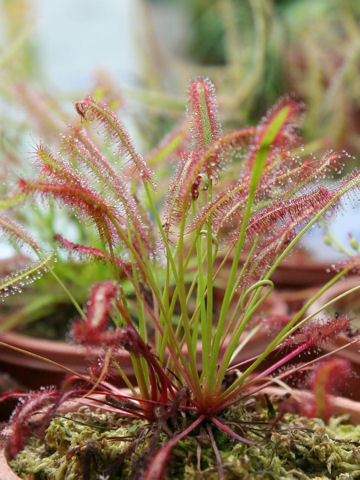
(2, 78, 360, 477)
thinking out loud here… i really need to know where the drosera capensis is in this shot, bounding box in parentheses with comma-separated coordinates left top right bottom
(1, 77, 360, 479)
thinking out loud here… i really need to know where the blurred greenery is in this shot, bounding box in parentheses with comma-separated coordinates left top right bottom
(146, 0, 360, 150)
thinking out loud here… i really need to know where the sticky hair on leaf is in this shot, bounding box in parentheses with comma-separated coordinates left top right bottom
(333, 256, 360, 275)
(244, 97, 304, 175)
(65, 128, 152, 253)
(54, 234, 135, 279)
(200, 127, 255, 180)
(0, 252, 54, 301)
(54, 234, 108, 260)
(251, 316, 353, 385)
(165, 152, 202, 229)
(191, 182, 249, 234)
(74, 97, 152, 181)
(283, 315, 351, 350)
(168, 128, 255, 223)
(35, 144, 82, 187)
(188, 77, 221, 152)
(0, 214, 39, 252)
(241, 188, 333, 241)
(19, 179, 118, 243)
(7, 390, 56, 457)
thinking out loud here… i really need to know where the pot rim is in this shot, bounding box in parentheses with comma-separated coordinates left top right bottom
(0, 330, 133, 373)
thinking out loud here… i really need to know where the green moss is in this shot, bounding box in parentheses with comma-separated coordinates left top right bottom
(10, 407, 146, 480)
(10, 403, 360, 480)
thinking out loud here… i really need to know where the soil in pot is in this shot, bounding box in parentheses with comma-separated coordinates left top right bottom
(6, 391, 360, 480)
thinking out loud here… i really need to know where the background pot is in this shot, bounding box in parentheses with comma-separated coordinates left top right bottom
(263, 386, 360, 424)
(0, 331, 135, 390)
(0, 426, 19, 480)
(270, 257, 334, 288)
(215, 250, 336, 290)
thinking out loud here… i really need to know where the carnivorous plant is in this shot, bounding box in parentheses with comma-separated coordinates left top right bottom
(1, 77, 360, 478)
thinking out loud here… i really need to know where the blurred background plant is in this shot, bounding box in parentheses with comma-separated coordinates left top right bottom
(0, 1, 124, 338)
(146, 0, 360, 151)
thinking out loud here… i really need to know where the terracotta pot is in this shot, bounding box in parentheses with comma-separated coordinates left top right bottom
(2, 387, 360, 479)
(0, 331, 135, 389)
(270, 252, 334, 288)
(215, 250, 337, 290)
(0, 427, 20, 480)
(263, 386, 360, 424)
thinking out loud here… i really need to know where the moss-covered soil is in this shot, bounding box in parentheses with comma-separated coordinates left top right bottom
(10, 398, 360, 480)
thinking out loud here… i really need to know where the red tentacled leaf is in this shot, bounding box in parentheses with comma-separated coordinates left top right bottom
(18, 179, 119, 242)
(188, 77, 221, 152)
(0, 215, 39, 252)
(244, 97, 304, 176)
(71, 281, 118, 345)
(74, 96, 152, 181)
(7, 390, 56, 457)
(164, 151, 201, 230)
(302, 358, 352, 420)
(65, 128, 153, 253)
